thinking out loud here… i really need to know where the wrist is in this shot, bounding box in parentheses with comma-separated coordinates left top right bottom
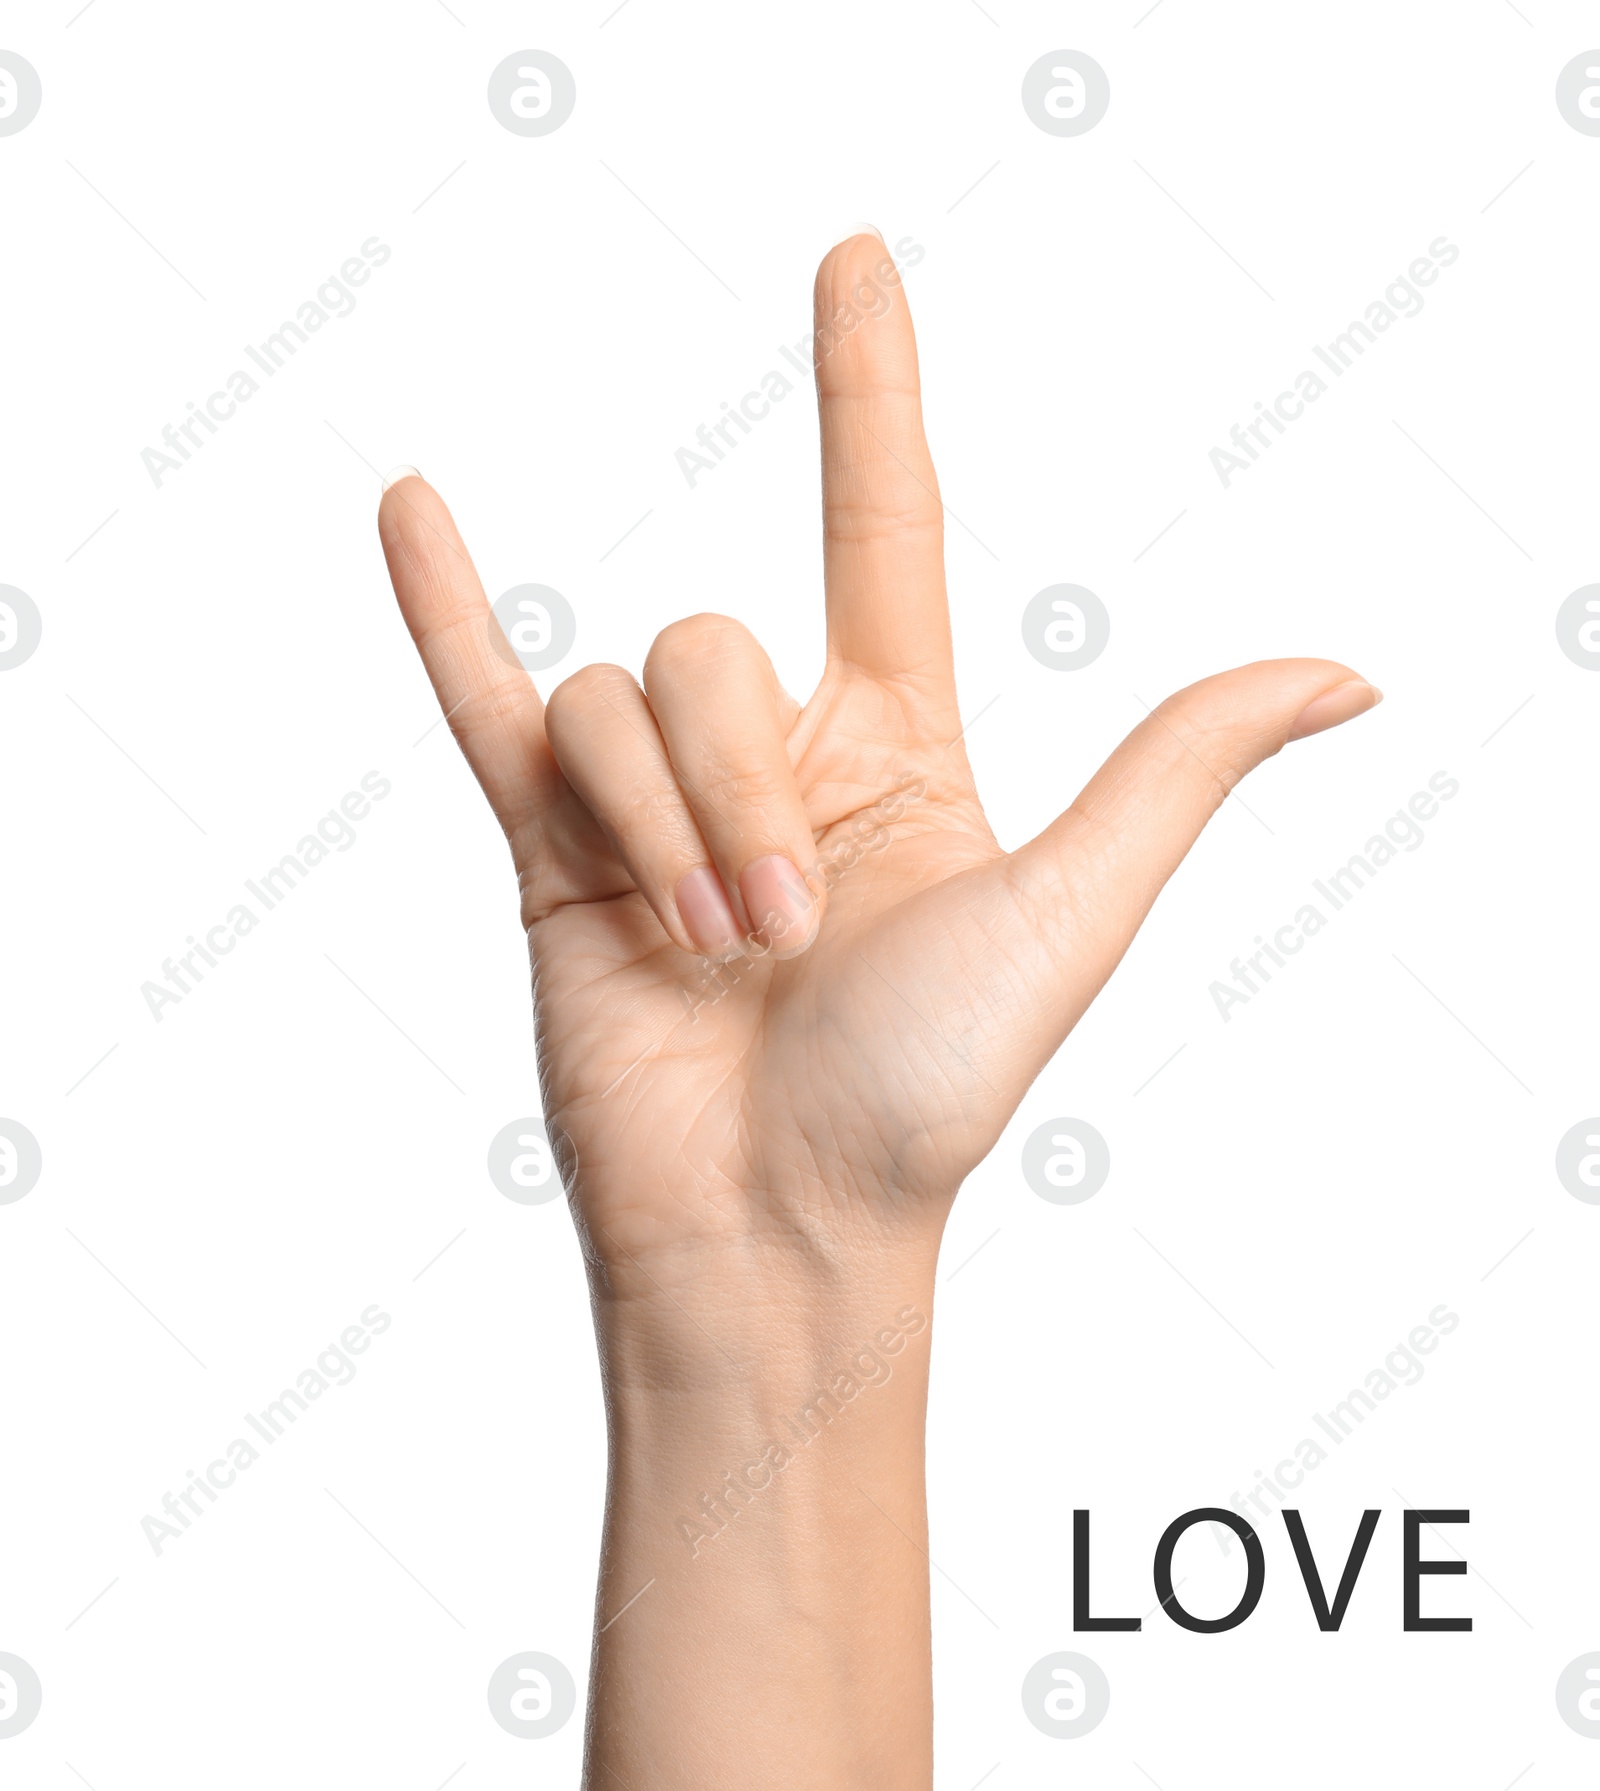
(584, 1215, 942, 1398)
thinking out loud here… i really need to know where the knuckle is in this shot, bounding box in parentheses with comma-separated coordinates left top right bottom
(1148, 697, 1256, 799)
(449, 676, 534, 739)
(696, 757, 790, 815)
(822, 481, 943, 541)
(629, 783, 696, 837)
(645, 612, 754, 681)
(545, 662, 636, 731)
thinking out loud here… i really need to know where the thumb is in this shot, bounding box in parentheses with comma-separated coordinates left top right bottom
(996, 658, 1380, 1034)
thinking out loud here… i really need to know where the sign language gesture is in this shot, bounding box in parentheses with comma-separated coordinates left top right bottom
(378, 228, 1377, 1789)
(380, 229, 1375, 1263)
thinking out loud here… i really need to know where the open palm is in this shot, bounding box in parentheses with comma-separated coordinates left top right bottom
(378, 230, 1377, 1272)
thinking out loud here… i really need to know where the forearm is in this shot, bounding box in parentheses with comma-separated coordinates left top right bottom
(582, 1242, 940, 1791)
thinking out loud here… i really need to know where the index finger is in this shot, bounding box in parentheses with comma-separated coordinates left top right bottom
(814, 229, 956, 708)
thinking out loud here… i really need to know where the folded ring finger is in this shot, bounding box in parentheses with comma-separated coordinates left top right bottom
(542, 663, 744, 959)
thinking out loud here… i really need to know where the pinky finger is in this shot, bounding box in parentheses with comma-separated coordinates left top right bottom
(378, 472, 555, 843)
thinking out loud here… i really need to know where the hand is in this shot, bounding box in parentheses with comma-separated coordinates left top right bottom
(378, 230, 1378, 1282)
(377, 227, 1378, 1790)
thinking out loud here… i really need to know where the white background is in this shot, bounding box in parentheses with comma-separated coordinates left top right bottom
(3, 1, 1596, 1785)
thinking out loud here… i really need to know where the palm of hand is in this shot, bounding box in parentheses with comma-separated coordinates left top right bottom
(529, 673, 1008, 1262)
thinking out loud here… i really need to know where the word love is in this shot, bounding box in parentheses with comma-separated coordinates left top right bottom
(1074, 1507, 1470, 1633)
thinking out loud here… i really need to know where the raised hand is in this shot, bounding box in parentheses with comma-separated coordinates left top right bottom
(379, 230, 1376, 1268)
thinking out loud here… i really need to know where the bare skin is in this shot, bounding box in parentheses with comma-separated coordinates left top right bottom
(378, 227, 1379, 1789)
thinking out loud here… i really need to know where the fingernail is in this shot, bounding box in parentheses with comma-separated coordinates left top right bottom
(1287, 680, 1383, 742)
(675, 867, 742, 959)
(832, 221, 883, 248)
(740, 855, 819, 959)
(382, 464, 422, 490)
